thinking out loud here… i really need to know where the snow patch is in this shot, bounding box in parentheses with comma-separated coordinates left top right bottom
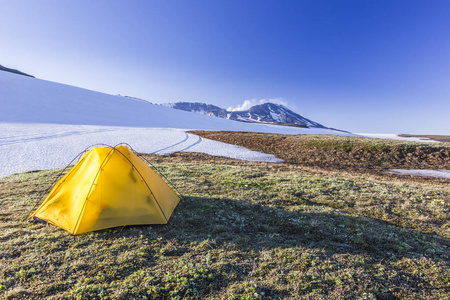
(386, 169, 450, 179)
(357, 133, 439, 143)
(160, 103, 174, 108)
(269, 111, 284, 123)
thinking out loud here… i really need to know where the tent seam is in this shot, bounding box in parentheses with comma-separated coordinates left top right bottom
(112, 147, 169, 223)
(72, 147, 115, 235)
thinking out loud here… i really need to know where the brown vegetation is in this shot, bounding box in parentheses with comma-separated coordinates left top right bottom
(190, 131, 450, 180)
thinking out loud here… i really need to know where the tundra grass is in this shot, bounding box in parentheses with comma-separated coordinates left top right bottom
(1, 163, 449, 299)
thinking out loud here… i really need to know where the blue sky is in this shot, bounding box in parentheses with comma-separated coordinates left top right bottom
(1, 0, 450, 134)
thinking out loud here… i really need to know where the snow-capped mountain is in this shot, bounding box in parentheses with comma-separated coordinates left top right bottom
(166, 102, 326, 128)
(232, 103, 326, 128)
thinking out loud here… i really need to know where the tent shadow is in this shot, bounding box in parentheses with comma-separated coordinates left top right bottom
(92, 195, 449, 298)
(159, 196, 450, 257)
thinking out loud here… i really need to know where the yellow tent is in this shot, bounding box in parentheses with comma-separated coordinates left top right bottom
(29, 145, 181, 235)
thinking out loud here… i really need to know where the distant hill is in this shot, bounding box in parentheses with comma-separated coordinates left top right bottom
(165, 102, 327, 128)
(0, 64, 34, 78)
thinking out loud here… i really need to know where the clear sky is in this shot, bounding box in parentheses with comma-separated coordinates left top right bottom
(1, 0, 449, 134)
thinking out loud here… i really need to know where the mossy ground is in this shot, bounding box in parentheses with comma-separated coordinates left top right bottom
(1, 134, 450, 299)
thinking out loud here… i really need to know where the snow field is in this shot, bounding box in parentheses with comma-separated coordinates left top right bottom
(0, 123, 284, 177)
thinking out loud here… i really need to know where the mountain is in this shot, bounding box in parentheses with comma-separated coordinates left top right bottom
(231, 103, 326, 128)
(0, 64, 34, 78)
(164, 102, 229, 118)
(165, 102, 326, 128)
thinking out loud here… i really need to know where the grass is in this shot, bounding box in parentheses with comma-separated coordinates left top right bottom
(1, 145, 450, 299)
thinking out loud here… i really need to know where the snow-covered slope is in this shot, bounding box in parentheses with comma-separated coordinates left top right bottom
(0, 71, 225, 129)
(0, 70, 355, 177)
(0, 71, 342, 134)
